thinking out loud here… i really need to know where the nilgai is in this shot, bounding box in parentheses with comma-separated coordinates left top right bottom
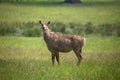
(39, 20, 86, 66)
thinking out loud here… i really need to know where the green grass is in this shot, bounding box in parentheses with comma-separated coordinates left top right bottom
(0, 0, 120, 24)
(0, 0, 120, 80)
(0, 36, 120, 80)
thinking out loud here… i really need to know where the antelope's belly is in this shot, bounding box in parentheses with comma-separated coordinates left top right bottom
(57, 38, 72, 52)
(58, 47, 72, 52)
(47, 43, 72, 52)
(57, 41, 72, 52)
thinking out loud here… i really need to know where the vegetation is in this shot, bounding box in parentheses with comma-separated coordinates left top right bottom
(0, 36, 120, 80)
(65, 0, 81, 3)
(0, 0, 120, 37)
(0, 21, 120, 37)
(0, 0, 120, 80)
(0, 0, 120, 24)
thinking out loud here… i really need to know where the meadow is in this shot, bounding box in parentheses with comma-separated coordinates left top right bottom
(0, 0, 120, 37)
(0, 36, 120, 80)
(0, 0, 120, 24)
(0, 0, 120, 80)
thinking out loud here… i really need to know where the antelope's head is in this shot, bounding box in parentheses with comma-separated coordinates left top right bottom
(39, 20, 51, 31)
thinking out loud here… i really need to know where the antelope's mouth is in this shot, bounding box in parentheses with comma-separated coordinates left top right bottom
(42, 27, 45, 30)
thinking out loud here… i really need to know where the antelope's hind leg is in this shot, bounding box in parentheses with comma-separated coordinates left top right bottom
(78, 49, 83, 65)
(74, 48, 83, 66)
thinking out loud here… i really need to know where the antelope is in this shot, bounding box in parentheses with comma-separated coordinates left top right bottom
(39, 20, 86, 66)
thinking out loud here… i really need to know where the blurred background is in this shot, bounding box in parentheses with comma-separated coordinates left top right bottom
(0, 0, 120, 37)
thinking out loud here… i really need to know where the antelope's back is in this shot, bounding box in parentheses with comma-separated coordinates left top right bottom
(71, 35, 85, 48)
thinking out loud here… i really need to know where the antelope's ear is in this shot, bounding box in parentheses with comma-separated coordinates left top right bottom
(47, 21, 51, 25)
(39, 20, 42, 24)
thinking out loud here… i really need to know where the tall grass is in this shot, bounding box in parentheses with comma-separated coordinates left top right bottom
(0, 37, 120, 80)
(0, 21, 120, 37)
(0, 0, 120, 24)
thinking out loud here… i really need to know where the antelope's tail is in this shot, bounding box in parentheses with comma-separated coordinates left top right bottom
(83, 37, 86, 48)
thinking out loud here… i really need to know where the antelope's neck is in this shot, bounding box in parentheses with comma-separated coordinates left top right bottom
(44, 28, 51, 35)
(43, 29, 54, 39)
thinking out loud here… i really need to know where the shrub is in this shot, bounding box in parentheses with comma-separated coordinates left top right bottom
(23, 26, 41, 37)
(0, 21, 42, 37)
(0, 22, 16, 36)
(22, 22, 41, 37)
(50, 22, 66, 33)
(68, 22, 84, 35)
(85, 22, 94, 34)
(0, 21, 120, 37)
(98, 22, 120, 37)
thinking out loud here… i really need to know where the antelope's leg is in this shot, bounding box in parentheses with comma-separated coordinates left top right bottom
(79, 49, 83, 59)
(77, 48, 83, 65)
(74, 49, 83, 66)
(55, 52, 60, 65)
(51, 53, 55, 66)
(77, 53, 81, 66)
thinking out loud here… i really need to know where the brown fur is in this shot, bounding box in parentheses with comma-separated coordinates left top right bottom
(39, 21, 86, 66)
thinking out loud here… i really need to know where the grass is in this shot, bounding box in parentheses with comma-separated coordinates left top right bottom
(0, 0, 120, 24)
(0, 36, 120, 80)
(0, 0, 120, 80)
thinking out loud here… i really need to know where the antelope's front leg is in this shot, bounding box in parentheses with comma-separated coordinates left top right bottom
(51, 53, 55, 66)
(55, 52, 60, 65)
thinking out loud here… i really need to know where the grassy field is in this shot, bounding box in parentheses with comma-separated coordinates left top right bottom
(0, 0, 120, 80)
(0, 36, 120, 80)
(0, 0, 120, 24)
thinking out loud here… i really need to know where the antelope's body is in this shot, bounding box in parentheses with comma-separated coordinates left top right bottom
(39, 21, 86, 66)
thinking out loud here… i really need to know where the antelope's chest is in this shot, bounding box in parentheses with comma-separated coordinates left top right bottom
(44, 34, 58, 49)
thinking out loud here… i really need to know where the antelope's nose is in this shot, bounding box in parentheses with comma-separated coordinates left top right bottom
(42, 27, 45, 30)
